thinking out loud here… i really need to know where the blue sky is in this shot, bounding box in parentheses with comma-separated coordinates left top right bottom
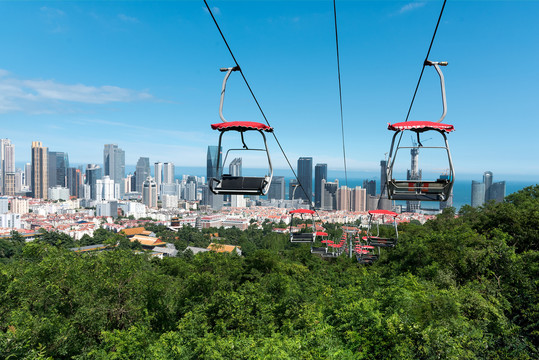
(0, 1, 538, 181)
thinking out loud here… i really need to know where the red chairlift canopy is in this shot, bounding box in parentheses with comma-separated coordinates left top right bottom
(289, 209, 316, 215)
(387, 121, 454, 133)
(211, 121, 274, 132)
(316, 232, 328, 236)
(368, 210, 398, 217)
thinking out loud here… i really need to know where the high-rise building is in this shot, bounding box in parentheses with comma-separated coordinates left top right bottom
(363, 180, 376, 197)
(229, 158, 242, 176)
(489, 181, 506, 203)
(85, 164, 102, 201)
(67, 167, 82, 198)
(143, 177, 157, 208)
(297, 157, 313, 204)
(205, 146, 222, 210)
(163, 162, 175, 184)
(229, 158, 243, 206)
(154, 162, 163, 195)
(337, 186, 351, 211)
(24, 163, 31, 188)
(135, 157, 150, 193)
(2, 140, 15, 195)
(96, 175, 116, 201)
(471, 180, 485, 207)
(103, 144, 125, 196)
(48, 151, 69, 188)
(314, 163, 327, 209)
(483, 171, 493, 202)
(351, 186, 366, 212)
(321, 179, 339, 210)
(380, 160, 388, 195)
(31, 141, 48, 199)
(0, 139, 11, 194)
(267, 176, 285, 200)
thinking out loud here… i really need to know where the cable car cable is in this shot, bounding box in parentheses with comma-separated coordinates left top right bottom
(203, 0, 315, 209)
(333, 0, 348, 188)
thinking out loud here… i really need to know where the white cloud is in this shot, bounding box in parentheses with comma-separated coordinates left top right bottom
(0, 70, 153, 114)
(399, 2, 427, 14)
(118, 14, 140, 23)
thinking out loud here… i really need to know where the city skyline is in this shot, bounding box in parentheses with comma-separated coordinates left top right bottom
(0, 2, 538, 180)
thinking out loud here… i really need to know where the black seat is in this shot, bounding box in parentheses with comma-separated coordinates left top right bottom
(290, 233, 315, 243)
(212, 175, 268, 195)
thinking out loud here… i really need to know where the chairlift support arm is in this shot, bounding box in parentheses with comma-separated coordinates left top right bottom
(424, 60, 448, 123)
(219, 66, 240, 123)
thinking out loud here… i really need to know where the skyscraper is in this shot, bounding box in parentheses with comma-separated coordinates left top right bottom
(229, 158, 242, 176)
(86, 164, 102, 201)
(67, 167, 82, 198)
(297, 157, 313, 204)
(267, 176, 285, 200)
(363, 180, 376, 197)
(483, 171, 493, 202)
(351, 186, 366, 212)
(2, 140, 15, 195)
(471, 180, 485, 207)
(489, 181, 506, 203)
(205, 146, 222, 210)
(135, 157, 150, 193)
(103, 144, 125, 196)
(229, 158, 243, 206)
(48, 151, 69, 188)
(337, 186, 351, 211)
(321, 179, 338, 210)
(163, 162, 175, 184)
(31, 141, 48, 199)
(154, 162, 163, 195)
(380, 160, 388, 195)
(142, 177, 158, 209)
(314, 163, 327, 209)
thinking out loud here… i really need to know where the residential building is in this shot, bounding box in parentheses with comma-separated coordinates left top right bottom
(142, 177, 157, 209)
(163, 162, 175, 184)
(154, 162, 163, 195)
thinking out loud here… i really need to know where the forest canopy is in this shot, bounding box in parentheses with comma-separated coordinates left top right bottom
(0, 185, 538, 359)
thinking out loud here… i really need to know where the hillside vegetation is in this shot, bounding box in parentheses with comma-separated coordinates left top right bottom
(1, 186, 538, 359)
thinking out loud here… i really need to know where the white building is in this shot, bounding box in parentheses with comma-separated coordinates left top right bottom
(96, 175, 116, 201)
(0, 213, 21, 229)
(10, 198, 29, 215)
(48, 186, 70, 201)
(162, 194, 178, 209)
(142, 177, 158, 209)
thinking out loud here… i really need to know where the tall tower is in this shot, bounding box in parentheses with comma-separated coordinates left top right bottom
(314, 163, 327, 209)
(229, 158, 242, 176)
(297, 157, 313, 204)
(163, 162, 175, 184)
(205, 146, 222, 210)
(2, 140, 15, 195)
(362, 180, 376, 197)
(48, 151, 69, 188)
(380, 160, 388, 195)
(135, 157, 150, 193)
(267, 176, 285, 200)
(85, 164, 102, 200)
(337, 186, 351, 211)
(154, 162, 163, 195)
(103, 144, 125, 196)
(406, 147, 422, 212)
(31, 141, 49, 199)
(142, 177, 158, 209)
(471, 180, 485, 207)
(483, 171, 493, 202)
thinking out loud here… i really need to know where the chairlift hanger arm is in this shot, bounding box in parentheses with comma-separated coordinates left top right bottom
(219, 66, 240, 123)
(424, 60, 448, 123)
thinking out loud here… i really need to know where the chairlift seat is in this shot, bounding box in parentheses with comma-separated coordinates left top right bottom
(211, 174, 269, 195)
(388, 179, 450, 201)
(290, 232, 316, 243)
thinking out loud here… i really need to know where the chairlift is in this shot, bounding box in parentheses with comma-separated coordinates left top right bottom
(386, 60, 455, 201)
(365, 210, 398, 248)
(289, 209, 316, 243)
(311, 231, 329, 254)
(209, 66, 273, 196)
